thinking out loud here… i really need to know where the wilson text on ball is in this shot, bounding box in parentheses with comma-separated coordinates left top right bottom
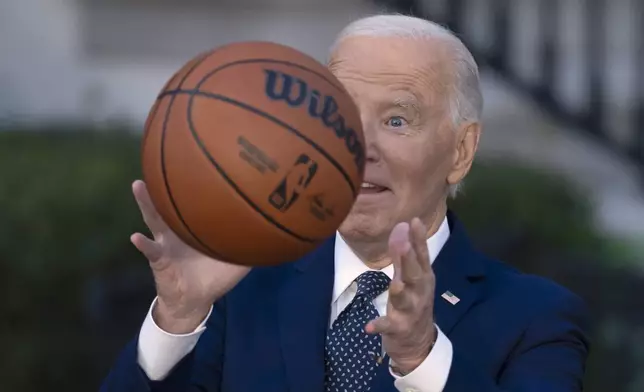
(263, 69, 365, 173)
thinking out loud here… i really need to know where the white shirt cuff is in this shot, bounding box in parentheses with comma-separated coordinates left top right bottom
(137, 297, 213, 381)
(390, 325, 453, 392)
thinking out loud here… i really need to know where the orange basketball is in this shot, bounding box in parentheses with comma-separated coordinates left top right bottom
(141, 41, 365, 266)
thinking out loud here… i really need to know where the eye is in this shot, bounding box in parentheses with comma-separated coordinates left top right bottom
(385, 116, 407, 128)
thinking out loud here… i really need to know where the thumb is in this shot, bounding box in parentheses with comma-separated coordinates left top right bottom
(131, 233, 163, 262)
(365, 316, 395, 335)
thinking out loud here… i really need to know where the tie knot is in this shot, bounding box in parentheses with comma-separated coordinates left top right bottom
(355, 271, 390, 301)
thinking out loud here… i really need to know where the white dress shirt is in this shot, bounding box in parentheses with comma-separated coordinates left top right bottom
(138, 217, 453, 392)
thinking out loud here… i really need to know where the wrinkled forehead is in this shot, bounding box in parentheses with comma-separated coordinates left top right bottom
(328, 36, 453, 105)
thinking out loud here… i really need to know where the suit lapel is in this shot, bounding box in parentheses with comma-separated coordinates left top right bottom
(432, 212, 486, 335)
(278, 238, 335, 392)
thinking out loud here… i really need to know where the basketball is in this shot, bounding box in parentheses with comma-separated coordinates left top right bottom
(141, 41, 365, 267)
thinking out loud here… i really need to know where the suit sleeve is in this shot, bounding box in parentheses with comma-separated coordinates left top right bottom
(99, 298, 227, 392)
(444, 292, 590, 392)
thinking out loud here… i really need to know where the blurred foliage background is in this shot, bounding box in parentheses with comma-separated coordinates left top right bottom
(1, 128, 642, 391)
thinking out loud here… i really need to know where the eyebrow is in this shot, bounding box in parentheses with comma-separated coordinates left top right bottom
(392, 98, 420, 111)
(380, 97, 422, 115)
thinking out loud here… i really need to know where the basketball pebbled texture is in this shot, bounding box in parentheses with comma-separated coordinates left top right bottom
(141, 41, 365, 266)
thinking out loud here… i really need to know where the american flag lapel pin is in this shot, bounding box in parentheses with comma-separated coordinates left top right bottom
(441, 291, 460, 305)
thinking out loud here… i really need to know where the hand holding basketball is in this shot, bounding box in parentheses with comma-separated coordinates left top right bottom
(131, 180, 250, 333)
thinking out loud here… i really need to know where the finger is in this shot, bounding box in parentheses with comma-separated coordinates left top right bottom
(132, 180, 168, 236)
(365, 316, 397, 335)
(388, 279, 414, 310)
(390, 239, 404, 287)
(389, 250, 409, 311)
(131, 233, 163, 262)
(389, 222, 422, 284)
(410, 218, 431, 272)
(389, 222, 411, 254)
(389, 222, 409, 283)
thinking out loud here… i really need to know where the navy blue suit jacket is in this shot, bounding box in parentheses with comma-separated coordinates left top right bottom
(100, 213, 590, 391)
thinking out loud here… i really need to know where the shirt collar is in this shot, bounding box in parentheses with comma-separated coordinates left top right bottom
(332, 217, 450, 303)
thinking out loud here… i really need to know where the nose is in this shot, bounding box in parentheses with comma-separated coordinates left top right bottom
(360, 113, 380, 164)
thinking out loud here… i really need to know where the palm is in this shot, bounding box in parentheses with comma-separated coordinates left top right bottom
(156, 229, 245, 303)
(155, 228, 201, 265)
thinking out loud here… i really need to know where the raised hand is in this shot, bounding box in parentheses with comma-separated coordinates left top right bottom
(366, 218, 437, 374)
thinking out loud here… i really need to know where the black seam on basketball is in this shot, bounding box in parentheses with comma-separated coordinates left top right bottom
(145, 68, 184, 144)
(158, 50, 235, 261)
(186, 91, 322, 244)
(172, 89, 357, 198)
(143, 97, 165, 148)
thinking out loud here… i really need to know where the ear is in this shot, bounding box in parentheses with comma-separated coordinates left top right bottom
(447, 121, 481, 186)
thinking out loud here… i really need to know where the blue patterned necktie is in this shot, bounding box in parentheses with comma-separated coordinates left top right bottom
(325, 271, 391, 392)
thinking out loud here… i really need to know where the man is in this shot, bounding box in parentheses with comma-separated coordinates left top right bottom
(101, 14, 590, 392)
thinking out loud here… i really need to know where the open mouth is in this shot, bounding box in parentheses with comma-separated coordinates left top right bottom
(359, 182, 389, 194)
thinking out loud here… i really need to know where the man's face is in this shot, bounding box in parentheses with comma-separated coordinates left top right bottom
(330, 36, 478, 243)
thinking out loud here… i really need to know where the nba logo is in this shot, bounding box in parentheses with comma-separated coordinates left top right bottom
(269, 154, 318, 212)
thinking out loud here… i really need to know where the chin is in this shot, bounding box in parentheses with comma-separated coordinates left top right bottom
(339, 210, 391, 242)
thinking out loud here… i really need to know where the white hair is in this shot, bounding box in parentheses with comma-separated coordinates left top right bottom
(330, 14, 483, 197)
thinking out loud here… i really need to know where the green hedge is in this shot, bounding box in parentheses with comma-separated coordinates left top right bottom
(449, 160, 624, 271)
(0, 130, 148, 391)
(0, 129, 641, 391)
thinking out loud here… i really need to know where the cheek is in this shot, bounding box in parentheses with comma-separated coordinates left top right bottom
(382, 144, 426, 192)
(384, 141, 446, 201)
